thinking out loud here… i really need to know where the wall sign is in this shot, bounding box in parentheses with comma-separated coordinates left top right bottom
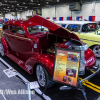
(53, 48, 81, 87)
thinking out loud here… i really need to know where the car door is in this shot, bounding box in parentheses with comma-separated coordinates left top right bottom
(8, 25, 33, 60)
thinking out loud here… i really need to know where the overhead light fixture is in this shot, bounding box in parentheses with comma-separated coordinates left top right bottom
(31, 0, 33, 2)
(7, 7, 9, 8)
(46, 2, 49, 4)
(17, 4, 19, 5)
(0, 2, 2, 5)
(20, 8, 22, 9)
(25, 7, 27, 8)
(38, 4, 40, 5)
(23, 2, 25, 4)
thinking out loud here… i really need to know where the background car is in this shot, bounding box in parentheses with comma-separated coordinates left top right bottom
(55, 21, 100, 58)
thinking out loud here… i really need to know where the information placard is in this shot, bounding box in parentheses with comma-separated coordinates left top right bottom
(53, 48, 81, 87)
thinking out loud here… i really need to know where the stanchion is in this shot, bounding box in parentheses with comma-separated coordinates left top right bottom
(77, 80, 87, 100)
(26, 83, 31, 100)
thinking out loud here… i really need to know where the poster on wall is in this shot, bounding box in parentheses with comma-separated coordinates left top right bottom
(53, 48, 80, 87)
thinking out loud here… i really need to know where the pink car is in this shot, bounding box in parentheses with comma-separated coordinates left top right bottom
(0, 15, 96, 87)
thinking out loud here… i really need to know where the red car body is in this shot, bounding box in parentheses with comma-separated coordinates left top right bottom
(0, 15, 96, 77)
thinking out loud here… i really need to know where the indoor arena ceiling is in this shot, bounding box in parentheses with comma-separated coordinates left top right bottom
(0, 0, 99, 14)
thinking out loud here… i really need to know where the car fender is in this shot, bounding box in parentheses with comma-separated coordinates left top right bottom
(1, 37, 9, 54)
(25, 53, 55, 76)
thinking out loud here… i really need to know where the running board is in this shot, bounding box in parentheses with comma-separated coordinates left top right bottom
(5, 53, 25, 69)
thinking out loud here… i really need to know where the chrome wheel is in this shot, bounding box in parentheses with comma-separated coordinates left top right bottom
(0, 43, 4, 56)
(36, 65, 46, 87)
(93, 45, 100, 58)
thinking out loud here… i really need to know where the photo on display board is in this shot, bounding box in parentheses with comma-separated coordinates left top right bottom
(66, 68, 76, 78)
(67, 52, 79, 63)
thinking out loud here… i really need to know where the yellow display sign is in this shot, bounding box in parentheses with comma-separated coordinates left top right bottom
(53, 48, 80, 87)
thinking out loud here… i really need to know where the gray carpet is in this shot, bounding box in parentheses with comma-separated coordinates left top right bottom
(0, 62, 42, 100)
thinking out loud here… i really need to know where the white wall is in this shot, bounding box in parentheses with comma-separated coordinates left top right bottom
(5, 13, 15, 19)
(42, 1, 100, 18)
(72, 2, 94, 17)
(56, 4, 71, 17)
(95, 1, 100, 16)
(2, 1, 100, 20)
(4, 10, 33, 20)
(42, 6, 55, 17)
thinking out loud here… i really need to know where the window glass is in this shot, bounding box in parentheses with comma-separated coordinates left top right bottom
(3, 25, 8, 31)
(67, 24, 80, 32)
(27, 25, 48, 34)
(82, 23, 99, 32)
(61, 24, 66, 28)
(10, 26, 25, 35)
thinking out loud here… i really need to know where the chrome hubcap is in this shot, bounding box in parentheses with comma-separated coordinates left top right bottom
(93, 46, 100, 57)
(0, 43, 4, 56)
(36, 65, 46, 87)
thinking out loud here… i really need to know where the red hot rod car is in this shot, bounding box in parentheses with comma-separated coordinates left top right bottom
(0, 15, 96, 87)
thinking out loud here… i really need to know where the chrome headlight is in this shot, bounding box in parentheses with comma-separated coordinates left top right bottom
(74, 44, 88, 51)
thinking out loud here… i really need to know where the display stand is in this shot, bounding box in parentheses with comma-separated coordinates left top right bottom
(26, 83, 32, 100)
(52, 47, 88, 100)
(77, 80, 87, 100)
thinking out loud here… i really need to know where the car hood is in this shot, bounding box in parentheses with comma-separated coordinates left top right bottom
(28, 15, 80, 41)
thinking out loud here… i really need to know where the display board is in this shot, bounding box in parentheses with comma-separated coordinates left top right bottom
(53, 48, 81, 87)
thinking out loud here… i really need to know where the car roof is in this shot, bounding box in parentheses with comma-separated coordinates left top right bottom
(4, 20, 38, 27)
(55, 21, 97, 25)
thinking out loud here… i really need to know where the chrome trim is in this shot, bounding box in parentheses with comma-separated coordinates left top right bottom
(5, 33, 31, 41)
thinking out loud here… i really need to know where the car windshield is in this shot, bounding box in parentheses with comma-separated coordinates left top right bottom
(27, 25, 48, 34)
(67, 24, 81, 32)
(82, 23, 99, 32)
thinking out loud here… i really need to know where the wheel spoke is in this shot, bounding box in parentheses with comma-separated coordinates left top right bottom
(93, 45, 100, 57)
(36, 65, 46, 87)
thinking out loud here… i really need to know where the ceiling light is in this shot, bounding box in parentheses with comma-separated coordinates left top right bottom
(25, 7, 27, 8)
(4, 8, 5, 9)
(46, 2, 49, 4)
(38, 4, 40, 5)
(23, 2, 25, 4)
(20, 8, 22, 9)
(31, 0, 33, 2)
(7, 7, 9, 8)
(17, 4, 19, 5)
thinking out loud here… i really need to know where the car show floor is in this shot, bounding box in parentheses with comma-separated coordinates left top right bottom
(0, 55, 100, 100)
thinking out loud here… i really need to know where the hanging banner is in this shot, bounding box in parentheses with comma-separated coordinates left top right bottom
(53, 48, 80, 87)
